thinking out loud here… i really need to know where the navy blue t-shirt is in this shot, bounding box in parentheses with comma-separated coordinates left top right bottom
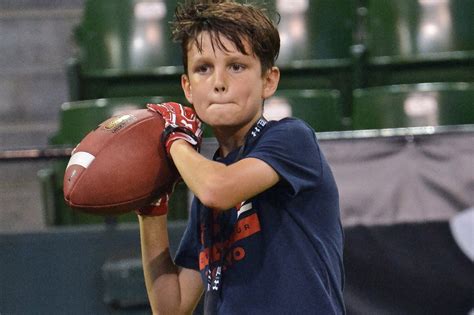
(175, 118, 345, 314)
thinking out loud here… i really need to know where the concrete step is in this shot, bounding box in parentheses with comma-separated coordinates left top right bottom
(0, 122, 58, 149)
(0, 161, 51, 232)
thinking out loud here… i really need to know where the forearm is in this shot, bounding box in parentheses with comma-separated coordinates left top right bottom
(138, 215, 184, 314)
(169, 140, 233, 210)
(169, 140, 279, 210)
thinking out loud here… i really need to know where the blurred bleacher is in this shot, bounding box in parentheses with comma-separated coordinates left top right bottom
(0, 0, 84, 232)
(1, 0, 473, 314)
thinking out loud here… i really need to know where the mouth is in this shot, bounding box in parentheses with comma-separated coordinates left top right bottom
(210, 101, 233, 106)
(209, 103, 227, 108)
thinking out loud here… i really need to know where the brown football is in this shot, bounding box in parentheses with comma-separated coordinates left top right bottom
(63, 109, 178, 215)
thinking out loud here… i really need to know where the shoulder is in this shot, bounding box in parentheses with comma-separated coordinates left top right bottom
(264, 118, 317, 144)
(248, 117, 321, 161)
(268, 117, 315, 133)
(247, 118, 324, 195)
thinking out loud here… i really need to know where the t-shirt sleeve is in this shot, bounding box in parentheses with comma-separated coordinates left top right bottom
(246, 118, 323, 195)
(174, 198, 201, 271)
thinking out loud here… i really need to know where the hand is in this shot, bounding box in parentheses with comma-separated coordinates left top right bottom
(147, 102, 203, 157)
(136, 166, 180, 216)
(136, 192, 171, 216)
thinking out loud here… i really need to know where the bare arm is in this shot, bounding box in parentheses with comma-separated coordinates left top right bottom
(170, 140, 280, 210)
(139, 215, 203, 315)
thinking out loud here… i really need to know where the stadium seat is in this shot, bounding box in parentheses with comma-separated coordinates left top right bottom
(270, 0, 354, 66)
(265, 89, 344, 132)
(49, 96, 187, 144)
(69, 0, 184, 100)
(356, 0, 474, 87)
(75, 0, 181, 75)
(69, 0, 356, 116)
(352, 82, 474, 129)
(271, 0, 356, 117)
(40, 96, 189, 225)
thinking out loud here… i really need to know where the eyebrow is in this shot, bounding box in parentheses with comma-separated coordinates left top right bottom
(190, 52, 253, 65)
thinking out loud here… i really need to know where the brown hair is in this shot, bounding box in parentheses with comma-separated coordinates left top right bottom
(171, 0, 280, 75)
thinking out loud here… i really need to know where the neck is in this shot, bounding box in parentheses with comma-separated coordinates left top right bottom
(213, 116, 262, 157)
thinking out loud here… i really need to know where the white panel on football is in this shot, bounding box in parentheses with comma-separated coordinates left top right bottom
(66, 151, 96, 169)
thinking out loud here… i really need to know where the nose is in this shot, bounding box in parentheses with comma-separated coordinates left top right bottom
(213, 68, 227, 93)
(214, 84, 226, 93)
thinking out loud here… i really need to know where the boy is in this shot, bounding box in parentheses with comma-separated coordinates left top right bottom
(137, 1, 345, 314)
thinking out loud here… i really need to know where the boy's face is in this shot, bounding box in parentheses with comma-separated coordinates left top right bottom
(181, 32, 279, 133)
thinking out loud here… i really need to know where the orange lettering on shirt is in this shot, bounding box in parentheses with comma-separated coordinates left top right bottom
(232, 213, 261, 242)
(199, 212, 261, 270)
(199, 248, 209, 270)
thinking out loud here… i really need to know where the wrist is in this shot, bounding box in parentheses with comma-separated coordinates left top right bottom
(163, 128, 200, 158)
(136, 206, 168, 217)
(169, 138, 191, 157)
(136, 194, 170, 216)
(169, 139, 196, 161)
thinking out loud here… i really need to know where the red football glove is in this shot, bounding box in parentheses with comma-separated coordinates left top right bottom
(147, 102, 203, 157)
(136, 193, 170, 216)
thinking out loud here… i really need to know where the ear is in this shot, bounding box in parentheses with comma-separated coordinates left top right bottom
(181, 74, 193, 104)
(262, 66, 280, 99)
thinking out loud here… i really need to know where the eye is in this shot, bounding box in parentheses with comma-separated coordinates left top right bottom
(194, 64, 211, 74)
(230, 63, 246, 72)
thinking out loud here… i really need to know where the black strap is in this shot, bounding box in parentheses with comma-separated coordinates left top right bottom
(203, 117, 268, 315)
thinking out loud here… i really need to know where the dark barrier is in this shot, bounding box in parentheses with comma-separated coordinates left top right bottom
(0, 222, 185, 314)
(3, 220, 472, 314)
(344, 221, 474, 315)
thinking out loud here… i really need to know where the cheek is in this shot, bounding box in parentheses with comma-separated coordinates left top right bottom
(243, 83, 265, 106)
(235, 78, 262, 100)
(187, 83, 205, 105)
(191, 102, 206, 119)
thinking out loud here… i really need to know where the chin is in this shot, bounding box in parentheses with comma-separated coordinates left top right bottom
(203, 109, 238, 126)
(206, 120, 235, 129)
